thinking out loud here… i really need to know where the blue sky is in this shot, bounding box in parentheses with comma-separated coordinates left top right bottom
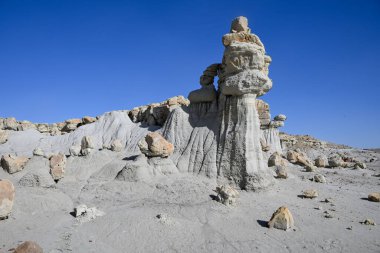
(0, 0, 379, 148)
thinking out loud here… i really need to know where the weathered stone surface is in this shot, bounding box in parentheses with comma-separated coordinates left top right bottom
(315, 155, 328, 168)
(49, 153, 66, 181)
(33, 148, 44, 157)
(214, 185, 239, 206)
(0, 179, 15, 219)
(302, 189, 318, 199)
(268, 152, 287, 167)
(3, 117, 18, 130)
(13, 241, 43, 253)
(110, 139, 123, 152)
(82, 116, 96, 124)
(69, 145, 81, 156)
(0, 130, 8, 144)
(268, 206, 294, 231)
(230, 16, 249, 33)
(368, 192, 380, 202)
(188, 86, 217, 103)
(1, 154, 29, 174)
(354, 162, 366, 169)
(139, 132, 174, 158)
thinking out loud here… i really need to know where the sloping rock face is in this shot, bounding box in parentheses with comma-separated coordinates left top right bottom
(162, 16, 280, 190)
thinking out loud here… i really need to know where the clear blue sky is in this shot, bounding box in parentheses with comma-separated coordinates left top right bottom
(0, 0, 379, 148)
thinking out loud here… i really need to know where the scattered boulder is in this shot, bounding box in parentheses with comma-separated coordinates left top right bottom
(0, 179, 15, 219)
(314, 174, 326, 183)
(328, 155, 345, 168)
(354, 162, 366, 170)
(81, 136, 94, 156)
(305, 164, 317, 172)
(49, 153, 66, 181)
(1, 154, 29, 174)
(33, 148, 44, 157)
(301, 189, 318, 199)
(268, 206, 294, 231)
(110, 139, 123, 152)
(286, 150, 314, 168)
(361, 219, 376, 226)
(13, 241, 43, 253)
(268, 152, 287, 167)
(368, 192, 380, 202)
(0, 130, 8, 144)
(315, 155, 328, 168)
(69, 145, 81, 156)
(214, 185, 239, 206)
(138, 132, 174, 158)
(274, 166, 288, 179)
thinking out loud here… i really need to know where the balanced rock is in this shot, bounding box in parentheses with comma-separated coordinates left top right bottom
(214, 185, 239, 206)
(49, 153, 66, 181)
(138, 132, 174, 158)
(1, 154, 29, 174)
(368, 192, 380, 202)
(268, 206, 294, 231)
(13, 241, 43, 253)
(302, 189, 318, 199)
(0, 179, 15, 219)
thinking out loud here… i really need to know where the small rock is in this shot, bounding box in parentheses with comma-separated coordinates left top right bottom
(314, 174, 326, 183)
(368, 192, 380, 202)
(13, 241, 43, 253)
(268, 206, 294, 231)
(33, 148, 44, 157)
(361, 219, 376, 226)
(74, 204, 88, 217)
(268, 152, 287, 167)
(354, 162, 366, 170)
(0, 179, 15, 219)
(302, 189, 318, 199)
(138, 132, 174, 158)
(305, 164, 317, 172)
(1, 154, 29, 174)
(214, 185, 239, 206)
(73, 205, 105, 223)
(275, 166, 288, 179)
(324, 211, 334, 218)
(110, 139, 123, 152)
(328, 156, 344, 168)
(315, 155, 328, 168)
(321, 198, 333, 203)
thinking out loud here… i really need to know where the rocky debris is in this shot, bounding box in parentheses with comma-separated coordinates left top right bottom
(69, 145, 81, 156)
(82, 116, 96, 124)
(361, 219, 376, 226)
(368, 192, 380, 202)
(315, 155, 328, 168)
(33, 148, 44, 157)
(81, 136, 94, 156)
(268, 206, 294, 231)
(214, 185, 239, 206)
(301, 189, 318, 199)
(1, 154, 29, 174)
(0, 130, 8, 144)
(138, 132, 174, 158)
(128, 96, 189, 126)
(354, 162, 366, 169)
(268, 152, 287, 167)
(274, 166, 288, 179)
(313, 174, 326, 183)
(0, 179, 15, 219)
(73, 204, 105, 223)
(49, 153, 66, 181)
(110, 139, 123, 152)
(13, 241, 43, 253)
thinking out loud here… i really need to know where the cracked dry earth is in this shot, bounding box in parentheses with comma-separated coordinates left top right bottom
(1, 150, 380, 253)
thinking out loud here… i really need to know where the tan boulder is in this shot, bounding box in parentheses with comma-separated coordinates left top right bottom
(268, 206, 294, 231)
(275, 166, 288, 179)
(1, 154, 29, 174)
(286, 150, 314, 168)
(13, 241, 43, 253)
(214, 185, 239, 206)
(3, 117, 18, 131)
(302, 189, 318, 199)
(49, 153, 66, 181)
(314, 174, 326, 183)
(368, 192, 380, 202)
(82, 116, 96, 124)
(0, 179, 15, 219)
(328, 156, 344, 168)
(138, 132, 174, 158)
(268, 152, 287, 167)
(0, 130, 8, 144)
(315, 155, 328, 168)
